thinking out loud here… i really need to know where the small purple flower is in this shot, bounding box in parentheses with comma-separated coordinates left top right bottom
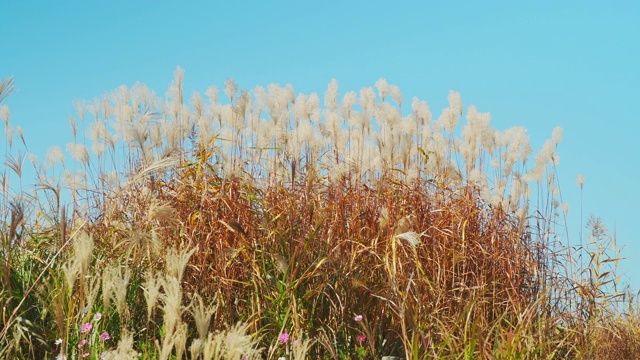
(357, 334, 366, 343)
(80, 322, 93, 334)
(354, 314, 363, 322)
(77, 339, 87, 348)
(100, 331, 111, 341)
(278, 332, 289, 344)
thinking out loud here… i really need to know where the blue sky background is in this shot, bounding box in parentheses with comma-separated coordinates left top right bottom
(1, 2, 639, 289)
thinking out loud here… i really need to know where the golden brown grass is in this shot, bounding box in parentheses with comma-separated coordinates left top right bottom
(0, 71, 637, 359)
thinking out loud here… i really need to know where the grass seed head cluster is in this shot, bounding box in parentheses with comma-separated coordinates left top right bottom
(0, 70, 638, 359)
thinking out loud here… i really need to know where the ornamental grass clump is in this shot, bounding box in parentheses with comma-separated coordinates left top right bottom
(0, 71, 638, 358)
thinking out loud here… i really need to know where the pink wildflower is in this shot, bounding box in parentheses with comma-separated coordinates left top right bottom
(100, 331, 111, 341)
(278, 332, 289, 344)
(354, 314, 363, 322)
(357, 334, 366, 343)
(80, 322, 93, 333)
(77, 339, 87, 348)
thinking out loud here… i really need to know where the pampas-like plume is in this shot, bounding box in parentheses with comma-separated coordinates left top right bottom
(0, 76, 15, 105)
(291, 333, 314, 360)
(160, 275, 183, 340)
(102, 330, 140, 360)
(202, 322, 264, 360)
(165, 246, 196, 282)
(143, 271, 162, 321)
(224, 78, 238, 102)
(389, 84, 403, 107)
(66, 143, 89, 166)
(0, 105, 9, 126)
(375, 78, 389, 101)
(173, 322, 188, 360)
(110, 265, 132, 319)
(73, 231, 94, 279)
(189, 338, 204, 360)
(5, 124, 13, 149)
(190, 292, 217, 340)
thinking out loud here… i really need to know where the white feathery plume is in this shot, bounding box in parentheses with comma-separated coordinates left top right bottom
(0, 105, 8, 125)
(552, 126, 563, 144)
(205, 85, 219, 107)
(307, 92, 321, 123)
(293, 93, 308, 122)
(437, 108, 457, 134)
(359, 87, 376, 115)
(191, 91, 204, 119)
(171, 66, 185, 105)
(411, 96, 431, 125)
(66, 143, 90, 166)
(284, 84, 295, 105)
(46, 146, 65, 166)
(68, 115, 78, 141)
(74, 99, 86, 122)
(340, 91, 356, 122)
(252, 86, 266, 112)
(324, 79, 339, 112)
(27, 153, 37, 169)
(389, 84, 402, 107)
(5, 124, 12, 148)
(448, 90, 463, 116)
(92, 142, 106, 158)
(224, 78, 238, 102)
(62, 169, 87, 191)
(526, 138, 554, 183)
(375, 78, 389, 101)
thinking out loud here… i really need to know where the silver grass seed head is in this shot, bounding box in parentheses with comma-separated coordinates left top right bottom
(5, 125, 13, 147)
(224, 78, 238, 102)
(66, 143, 90, 166)
(438, 108, 457, 134)
(375, 78, 389, 101)
(143, 272, 162, 321)
(411, 96, 432, 124)
(103, 330, 140, 360)
(324, 79, 339, 112)
(340, 91, 357, 121)
(46, 146, 65, 166)
(205, 85, 219, 105)
(0, 105, 9, 125)
(189, 339, 204, 360)
(389, 84, 402, 107)
(552, 126, 563, 144)
(190, 91, 204, 118)
(448, 90, 463, 116)
(308, 92, 321, 123)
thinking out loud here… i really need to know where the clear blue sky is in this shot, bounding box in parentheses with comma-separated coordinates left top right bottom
(2, 2, 639, 289)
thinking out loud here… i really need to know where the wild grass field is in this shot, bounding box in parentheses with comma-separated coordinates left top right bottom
(1, 69, 638, 359)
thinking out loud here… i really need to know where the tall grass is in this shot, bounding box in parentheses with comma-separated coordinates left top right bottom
(0, 69, 638, 359)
